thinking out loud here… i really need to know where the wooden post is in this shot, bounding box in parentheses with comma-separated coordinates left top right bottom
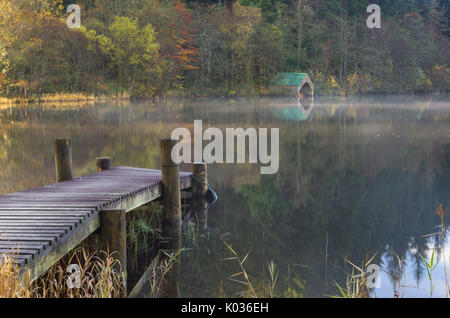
(101, 209, 127, 292)
(160, 139, 182, 250)
(96, 157, 112, 172)
(54, 138, 73, 182)
(84, 157, 114, 255)
(192, 162, 208, 230)
(160, 139, 181, 298)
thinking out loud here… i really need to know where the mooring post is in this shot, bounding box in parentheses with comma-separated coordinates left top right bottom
(84, 157, 114, 255)
(192, 162, 208, 230)
(160, 139, 182, 249)
(54, 138, 73, 182)
(101, 208, 127, 294)
(96, 157, 112, 172)
(160, 139, 181, 298)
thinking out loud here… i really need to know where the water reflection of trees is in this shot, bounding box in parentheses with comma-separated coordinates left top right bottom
(0, 98, 449, 297)
(181, 106, 450, 297)
(0, 102, 180, 193)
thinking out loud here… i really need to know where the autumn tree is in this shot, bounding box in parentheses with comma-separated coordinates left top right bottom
(108, 16, 161, 97)
(0, 0, 449, 97)
(225, 2, 262, 90)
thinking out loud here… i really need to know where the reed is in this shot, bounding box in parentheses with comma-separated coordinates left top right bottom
(418, 204, 448, 297)
(0, 247, 126, 298)
(332, 253, 377, 298)
(127, 203, 162, 270)
(0, 252, 33, 298)
(149, 250, 183, 298)
(334, 204, 449, 298)
(223, 240, 279, 298)
(435, 204, 448, 297)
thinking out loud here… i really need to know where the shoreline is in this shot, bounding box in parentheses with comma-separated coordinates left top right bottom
(0, 91, 447, 107)
(0, 93, 131, 106)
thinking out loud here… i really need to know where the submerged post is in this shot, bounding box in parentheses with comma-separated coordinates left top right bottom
(101, 208, 127, 292)
(160, 139, 181, 298)
(192, 162, 208, 230)
(55, 138, 73, 182)
(96, 157, 112, 172)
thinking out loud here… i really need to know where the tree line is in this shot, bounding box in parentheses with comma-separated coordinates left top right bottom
(0, 0, 449, 98)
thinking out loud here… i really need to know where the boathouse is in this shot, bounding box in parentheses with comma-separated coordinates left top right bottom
(269, 72, 314, 97)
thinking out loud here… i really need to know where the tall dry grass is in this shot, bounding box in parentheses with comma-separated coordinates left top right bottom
(0, 93, 131, 106)
(0, 253, 33, 298)
(0, 247, 126, 298)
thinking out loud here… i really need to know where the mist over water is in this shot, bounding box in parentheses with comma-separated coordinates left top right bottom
(0, 94, 449, 297)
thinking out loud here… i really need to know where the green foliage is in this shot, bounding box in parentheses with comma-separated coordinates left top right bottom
(108, 16, 161, 96)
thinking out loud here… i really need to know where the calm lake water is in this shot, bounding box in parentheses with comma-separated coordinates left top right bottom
(0, 95, 449, 297)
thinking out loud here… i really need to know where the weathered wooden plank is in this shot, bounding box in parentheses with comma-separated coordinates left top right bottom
(0, 199, 116, 204)
(2, 253, 33, 263)
(0, 229, 66, 235)
(3, 191, 122, 195)
(0, 248, 39, 255)
(0, 199, 112, 204)
(0, 211, 90, 217)
(0, 219, 79, 224)
(0, 236, 57, 242)
(0, 204, 101, 208)
(0, 226, 70, 232)
(13, 259, 26, 266)
(15, 190, 131, 195)
(0, 207, 94, 211)
(0, 209, 91, 213)
(0, 194, 120, 199)
(3, 192, 122, 197)
(0, 216, 83, 222)
(0, 222, 77, 228)
(31, 212, 100, 279)
(0, 242, 47, 252)
(0, 242, 49, 251)
(0, 223, 74, 228)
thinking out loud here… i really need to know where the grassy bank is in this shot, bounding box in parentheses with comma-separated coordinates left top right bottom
(0, 93, 131, 106)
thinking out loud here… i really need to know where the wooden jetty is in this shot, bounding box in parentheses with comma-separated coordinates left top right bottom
(0, 138, 208, 296)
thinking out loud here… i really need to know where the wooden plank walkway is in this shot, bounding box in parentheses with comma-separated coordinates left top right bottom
(0, 166, 192, 278)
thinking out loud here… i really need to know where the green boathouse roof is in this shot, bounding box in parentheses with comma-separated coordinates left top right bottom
(269, 72, 308, 87)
